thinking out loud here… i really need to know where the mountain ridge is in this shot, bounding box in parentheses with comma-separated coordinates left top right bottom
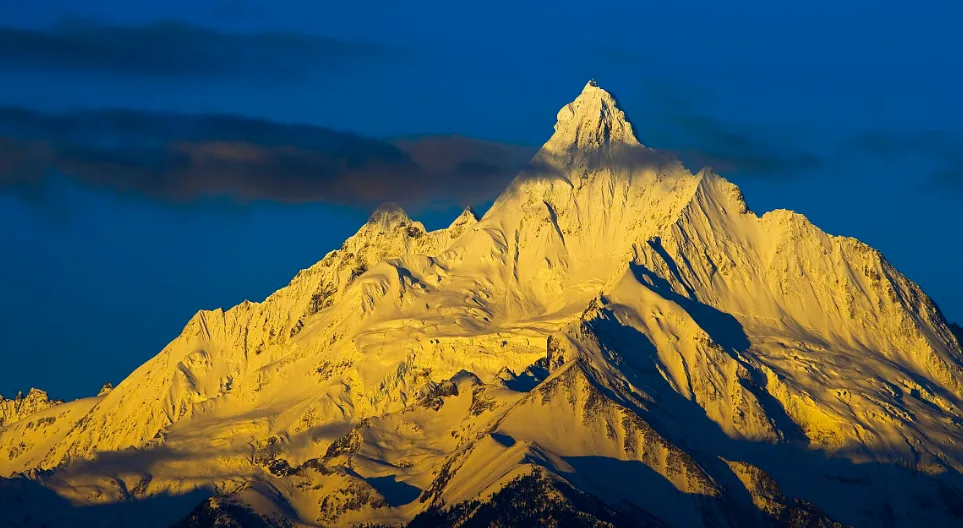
(1, 81, 962, 527)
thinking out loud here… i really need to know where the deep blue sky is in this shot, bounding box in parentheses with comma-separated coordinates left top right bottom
(1, 0, 961, 399)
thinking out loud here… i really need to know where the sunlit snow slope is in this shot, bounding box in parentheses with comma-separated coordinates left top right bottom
(2, 82, 963, 528)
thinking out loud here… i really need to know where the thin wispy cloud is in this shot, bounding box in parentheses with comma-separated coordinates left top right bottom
(0, 18, 387, 80)
(627, 78, 961, 189)
(657, 113, 824, 176)
(630, 81, 824, 177)
(842, 130, 963, 190)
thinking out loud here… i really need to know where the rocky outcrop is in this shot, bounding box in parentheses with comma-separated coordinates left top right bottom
(0, 389, 62, 427)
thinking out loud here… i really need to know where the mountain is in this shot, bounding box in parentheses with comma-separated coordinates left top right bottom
(2, 82, 963, 528)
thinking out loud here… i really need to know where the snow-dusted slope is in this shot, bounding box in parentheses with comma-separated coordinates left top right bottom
(2, 82, 962, 528)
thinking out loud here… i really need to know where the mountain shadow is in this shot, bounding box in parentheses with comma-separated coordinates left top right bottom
(630, 255, 749, 353)
(0, 475, 209, 528)
(406, 469, 664, 528)
(583, 315, 963, 527)
(950, 322, 963, 349)
(363, 475, 422, 507)
(172, 496, 283, 528)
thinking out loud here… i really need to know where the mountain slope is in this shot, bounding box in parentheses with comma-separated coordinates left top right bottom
(1, 82, 962, 528)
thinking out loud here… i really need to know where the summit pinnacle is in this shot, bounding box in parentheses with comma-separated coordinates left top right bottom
(544, 80, 640, 152)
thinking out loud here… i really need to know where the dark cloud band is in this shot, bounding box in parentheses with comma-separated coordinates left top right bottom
(0, 108, 537, 207)
(0, 19, 386, 79)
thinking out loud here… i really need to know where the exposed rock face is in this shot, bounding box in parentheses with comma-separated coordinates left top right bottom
(0, 389, 62, 427)
(2, 82, 962, 527)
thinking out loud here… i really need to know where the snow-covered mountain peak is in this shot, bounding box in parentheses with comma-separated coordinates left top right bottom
(445, 206, 479, 238)
(449, 205, 477, 226)
(3, 81, 963, 528)
(545, 80, 640, 152)
(367, 201, 410, 228)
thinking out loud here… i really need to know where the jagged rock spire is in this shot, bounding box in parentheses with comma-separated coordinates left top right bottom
(449, 205, 479, 227)
(446, 205, 480, 239)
